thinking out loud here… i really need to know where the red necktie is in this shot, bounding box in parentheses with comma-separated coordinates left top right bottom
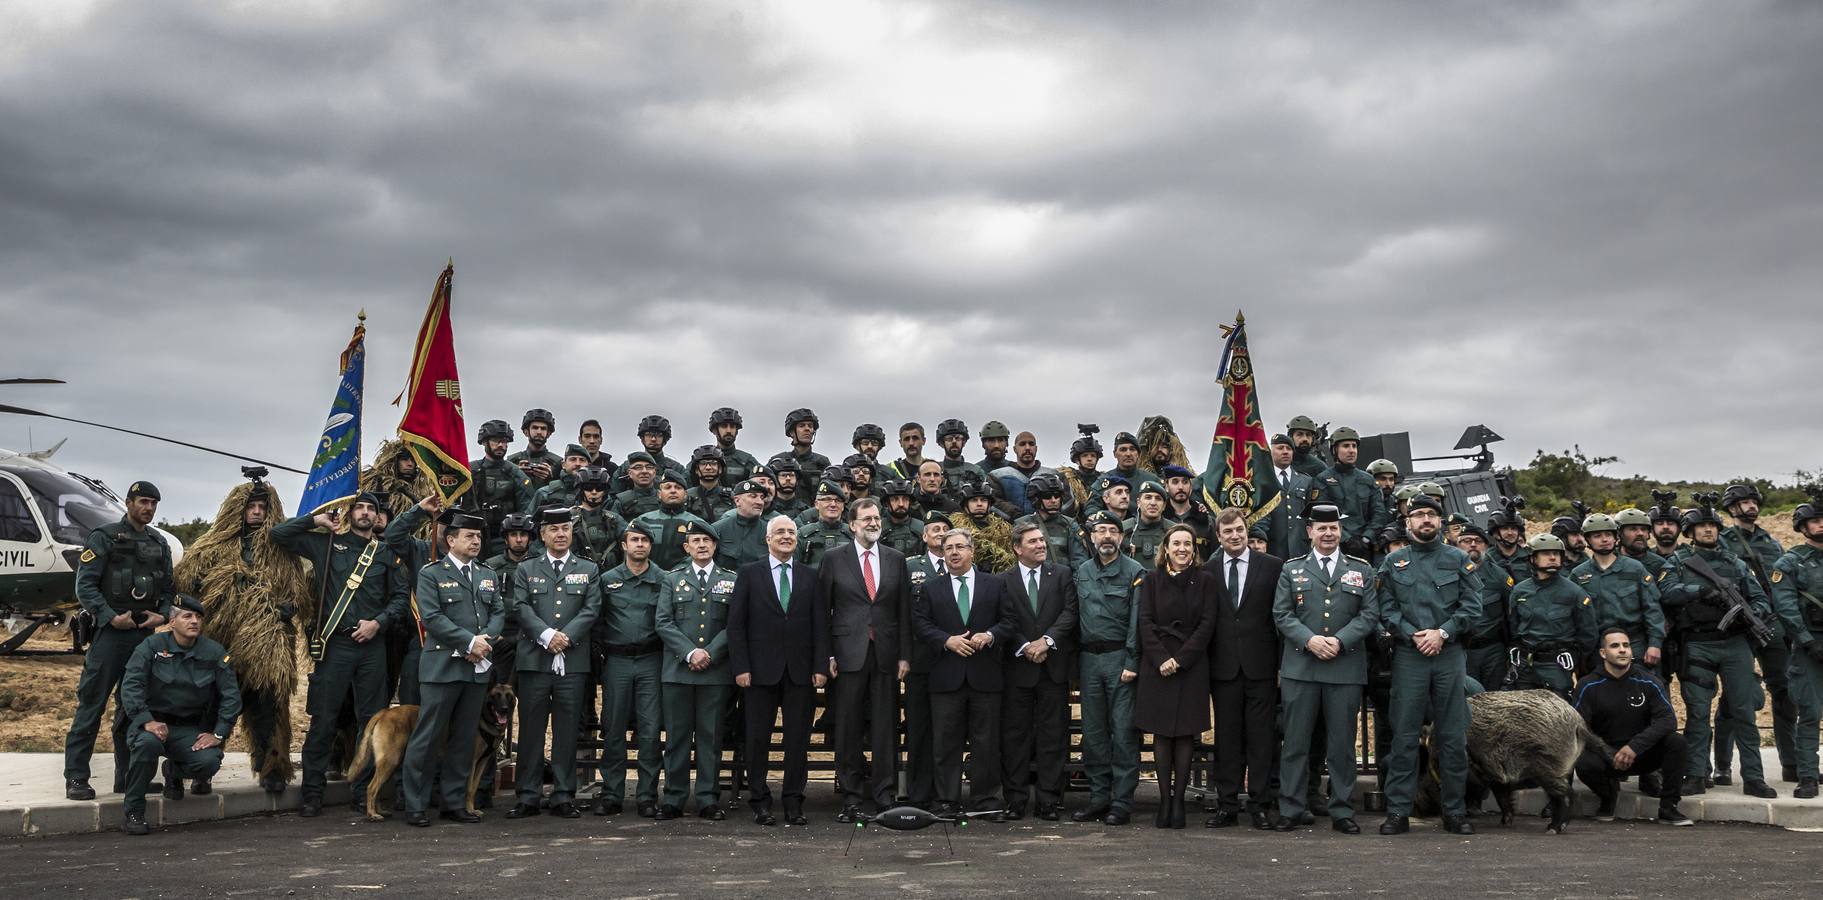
(863, 550, 877, 601)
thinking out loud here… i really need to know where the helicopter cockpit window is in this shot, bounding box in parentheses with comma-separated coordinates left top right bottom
(0, 478, 43, 544)
(15, 468, 118, 546)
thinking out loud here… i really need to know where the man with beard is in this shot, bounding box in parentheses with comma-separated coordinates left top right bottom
(780, 408, 831, 476)
(820, 498, 910, 820)
(361, 438, 432, 522)
(1071, 511, 1144, 825)
(577, 419, 617, 478)
(464, 419, 534, 559)
(1086, 432, 1158, 514)
(914, 460, 960, 515)
(612, 452, 662, 520)
(1317, 427, 1390, 561)
(1060, 426, 1105, 514)
(271, 491, 411, 817)
(507, 508, 601, 820)
(572, 466, 628, 568)
(1018, 473, 1086, 571)
(509, 408, 562, 489)
(1451, 523, 1514, 692)
(714, 480, 773, 571)
(886, 422, 929, 482)
(950, 482, 1014, 574)
(878, 480, 926, 557)
(1659, 501, 1779, 799)
(709, 408, 760, 485)
(1486, 498, 1534, 583)
(1374, 496, 1482, 835)
(1123, 482, 1176, 571)
(975, 420, 1012, 473)
(797, 480, 855, 568)
(1717, 483, 1796, 785)
(1260, 435, 1317, 562)
(1159, 465, 1212, 558)
(1137, 416, 1194, 482)
(934, 419, 988, 501)
(1572, 630, 1693, 825)
(1573, 514, 1665, 673)
(1650, 496, 1684, 559)
(1508, 534, 1597, 700)
(1285, 415, 1327, 478)
(531, 445, 591, 512)
(842, 454, 878, 503)
(1769, 496, 1823, 800)
(767, 455, 812, 520)
(1616, 507, 1669, 581)
(686, 445, 735, 523)
(851, 423, 893, 484)
(172, 471, 310, 794)
(632, 474, 713, 572)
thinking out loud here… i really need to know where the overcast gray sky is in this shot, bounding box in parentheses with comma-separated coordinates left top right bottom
(3, 0, 1819, 522)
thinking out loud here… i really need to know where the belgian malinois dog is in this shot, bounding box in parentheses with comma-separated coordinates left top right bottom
(349, 682, 516, 821)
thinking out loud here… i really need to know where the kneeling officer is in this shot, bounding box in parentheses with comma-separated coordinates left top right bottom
(119, 594, 242, 835)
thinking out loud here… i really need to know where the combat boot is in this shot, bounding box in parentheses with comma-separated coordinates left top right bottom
(1794, 778, 1818, 799)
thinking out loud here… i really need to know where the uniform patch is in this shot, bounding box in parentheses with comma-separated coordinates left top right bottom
(713, 582, 733, 594)
(1341, 570, 1366, 589)
(1581, 597, 1592, 605)
(80, 549, 97, 563)
(1771, 570, 1783, 583)
(1506, 576, 1516, 587)
(156, 650, 173, 658)
(479, 579, 495, 591)
(222, 654, 231, 663)
(1465, 562, 1477, 572)
(606, 581, 623, 590)
(439, 580, 459, 589)
(565, 573, 588, 585)
(1393, 559, 1410, 569)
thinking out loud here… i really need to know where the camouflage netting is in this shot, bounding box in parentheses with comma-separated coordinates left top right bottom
(1138, 415, 1195, 475)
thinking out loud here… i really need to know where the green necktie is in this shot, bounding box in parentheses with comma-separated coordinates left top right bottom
(777, 563, 791, 612)
(1026, 569, 1039, 613)
(956, 576, 971, 621)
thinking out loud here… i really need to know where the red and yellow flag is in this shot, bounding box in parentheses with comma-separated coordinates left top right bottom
(1201, 311, 1279, 525)
(394, 261, 472, 506)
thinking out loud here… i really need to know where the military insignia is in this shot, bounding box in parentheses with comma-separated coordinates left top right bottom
(714, 582, 733, 594)
(606, 581, 624, 590)
(222, 654, 231, 663)
(565, 573, 588, 585)
(678, 525, 688, 533)
(1506, 577, 1515, 587)
(79, 549, 96, 564)
(439, 580, 459, 589)
(1393, 559, 1410, 569)
(676, 580, 689, 590)
(1133, 576, 1144, 587)
(1581, 597, 1592, 605)
(1465, 562, 1476, 572)
(1341, 570, 1366, 589)
(1771, 570, 1783, 584)
(479, 579, 495, 591)
(156, 650, 173, 658)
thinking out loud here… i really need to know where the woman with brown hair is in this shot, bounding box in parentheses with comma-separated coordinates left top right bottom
(1132, 524, 1218, 828)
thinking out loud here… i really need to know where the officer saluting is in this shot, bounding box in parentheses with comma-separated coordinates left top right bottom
(118, 594, 241, 835)
(64, 481, 175, 801)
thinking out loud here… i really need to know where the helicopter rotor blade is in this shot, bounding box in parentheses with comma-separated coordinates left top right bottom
(0, 378, 67, 385)
(0, 403, 307, 475)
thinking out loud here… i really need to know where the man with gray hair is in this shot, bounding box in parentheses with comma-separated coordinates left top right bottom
(820, 497, 913, 820)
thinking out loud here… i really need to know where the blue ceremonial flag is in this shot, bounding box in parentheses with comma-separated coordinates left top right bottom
(299, 314, 366, 516)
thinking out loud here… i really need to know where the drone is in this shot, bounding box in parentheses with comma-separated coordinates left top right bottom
(843, 805, 1005, 856)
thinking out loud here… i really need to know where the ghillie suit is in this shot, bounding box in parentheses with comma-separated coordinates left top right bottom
(948, 511, 1016, 574)
(1137, 415, 1195, 476)
(172, 479, 311, 789)
(1416, 689, 1613, 834)
(361, 439, 434, 529)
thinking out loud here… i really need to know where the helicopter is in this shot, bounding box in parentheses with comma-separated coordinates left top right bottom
(0, 378, 303, 654)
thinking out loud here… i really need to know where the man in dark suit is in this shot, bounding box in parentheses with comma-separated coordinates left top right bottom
(728, 514, 829, 826)
(1264, 435, 1317, 561)
(818, 498, 911, 820)
(912, 528, 1018, 816)
(1206, 507, 1285, 829)
(998, 522, 1079, 820)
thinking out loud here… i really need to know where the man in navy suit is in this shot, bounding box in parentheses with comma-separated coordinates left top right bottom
(999, 522, 1078, 820)
(818, 498, 912, 821)
(912, 528, 1018, 817)
(729, 515, 830, 826)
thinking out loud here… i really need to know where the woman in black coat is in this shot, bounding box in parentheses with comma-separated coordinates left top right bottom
(1133, 524, 1218, 828)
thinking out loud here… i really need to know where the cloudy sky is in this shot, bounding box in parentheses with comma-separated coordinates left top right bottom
(3, 0, 1819, 522)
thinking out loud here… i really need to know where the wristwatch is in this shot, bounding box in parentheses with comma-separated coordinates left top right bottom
(1043, 635, 1057, 650)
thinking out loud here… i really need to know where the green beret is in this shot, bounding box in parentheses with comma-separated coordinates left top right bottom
(658, 470, 688, 488)
(174, 594, 206, 617)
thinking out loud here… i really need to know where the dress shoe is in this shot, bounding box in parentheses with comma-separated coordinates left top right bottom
(754, 809, 777, 826)
(1442, 815, 1475, 835)
(550, 802, 580, 819)
(1795, 778, 1819, 799)
(406, 811, 431, 827)
(657, 804, 683, 820)
(299, 798, 323, 818)
(837, 805, 861, 824)
(699, 803, 726, 821)
(1103, 809, 1131, 826)
(1712, 770, 1733, 786)
(1037, 804, 1060, 822)
(637, 800, 658, 819)
(1378, 815, 1410, 835)
(162, 761, 185, 801)
(1743, 780, 1778, 799)
(1681, 776, 1707, 796)
(1332, 817, 1360, 834)
(507, 802, 542, 819)
(1072, 805, 1110, 823)
(123, 811, 149, 836)
(65, 779, 96, 801)
(1783, 765, 1800, 784)
(594, 799, 622, 816)
(985, 811, 1009, 823)
(190, 777, 212, 796)
(1204, 810, 1238, 828)
(785, 809, 808, 827)
(1275, 812, 1314, 831)
(1001, 807, 1024, 822)
(1250, 809, 1273, 831)
(441, 809, 482, 823)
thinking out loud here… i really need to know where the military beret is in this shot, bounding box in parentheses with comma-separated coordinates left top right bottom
(1305, 504, 1344, 523)
(682, 520, 718, 541)
(564, 444, 590, 460)
(367, 490, 392, 512)
(1458, 522, 1492, 542)
(625, 519, 659, 542)
(816, 479, 846, 498)
(535, 507, 574, 528)
(174, 594, 207, 617)
(750, 464, 776, 482)
(1249, 522, 1269, 540)
(447, 511, 487, 533)
(1270, 433, 1293, 448)
(1136, 481, 1167, 499)
(126, 481, 161, 501)
(625, 451, 657, 467)
(1101, 475, 1131, 490)
(923, 510, 952, 528)
(1084, 510, 1124, 531)
(734, 479, 768, 496)
(1406, 496, 1445, 515)
(1158, 464, 1194, 480)
(1113, 432, 1139, 448)
(658, 470, 688, 488)
(353, 490, 384, 510)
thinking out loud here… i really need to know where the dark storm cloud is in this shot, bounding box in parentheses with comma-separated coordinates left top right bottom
(3, 0, 1819, 520)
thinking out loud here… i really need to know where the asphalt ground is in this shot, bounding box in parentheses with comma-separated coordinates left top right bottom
(13, 791, 1821, 898)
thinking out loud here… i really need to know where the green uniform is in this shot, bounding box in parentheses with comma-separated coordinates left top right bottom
(770, 492, 812, 521)
(1072, 552, 1144, 814)
(655, 562, 738, 810)
(1462, 555, 1515, 690)
(403, 557, 506, 814)
(570, 503, 627, 568)
(594, 560, 667, 805)
(1719, 525, 1794, 779)
(796, 518, 853, 568)
(613, 486, 660, 521)
(880, 513, 925, 558)
(1289, 446, 1327, 479)
(712, 511, 769, 571)
(686, 483, 735, 524)
(787, 448, 832, 478)
(1274, 551, 1378, 820)
(269, 515, 411, 802)
(508, 448, 564, 490)
(64, 517, 174, 787)
(466, 458, 534, 557)
(613, 453, 685, 494)
(1120, 516, 1174, 571)
(1508, 574, 1597, 698)
(119, 631, 241, 817)
(1770, 544, 1823, 779)
(1084, 466, 1158, 516)
(512, 554, 601, 805)
(939, 457, 988, 497)
(1375, 540, 1483, 818)
(1316, 464, 1391, 553)
(529, 474, 580, 514)
(1572, 555, 1665, 654)
(630, 505, 713, 572)
(1659, 544, 1773, 782)
(717, 446, 761, 485)
(1629, 547, 1670, 582)
(1489, 542, 1535, 584)
(381, 507, 436, 706)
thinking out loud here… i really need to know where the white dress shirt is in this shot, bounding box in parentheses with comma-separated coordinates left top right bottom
(538, 553, 576, 673)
